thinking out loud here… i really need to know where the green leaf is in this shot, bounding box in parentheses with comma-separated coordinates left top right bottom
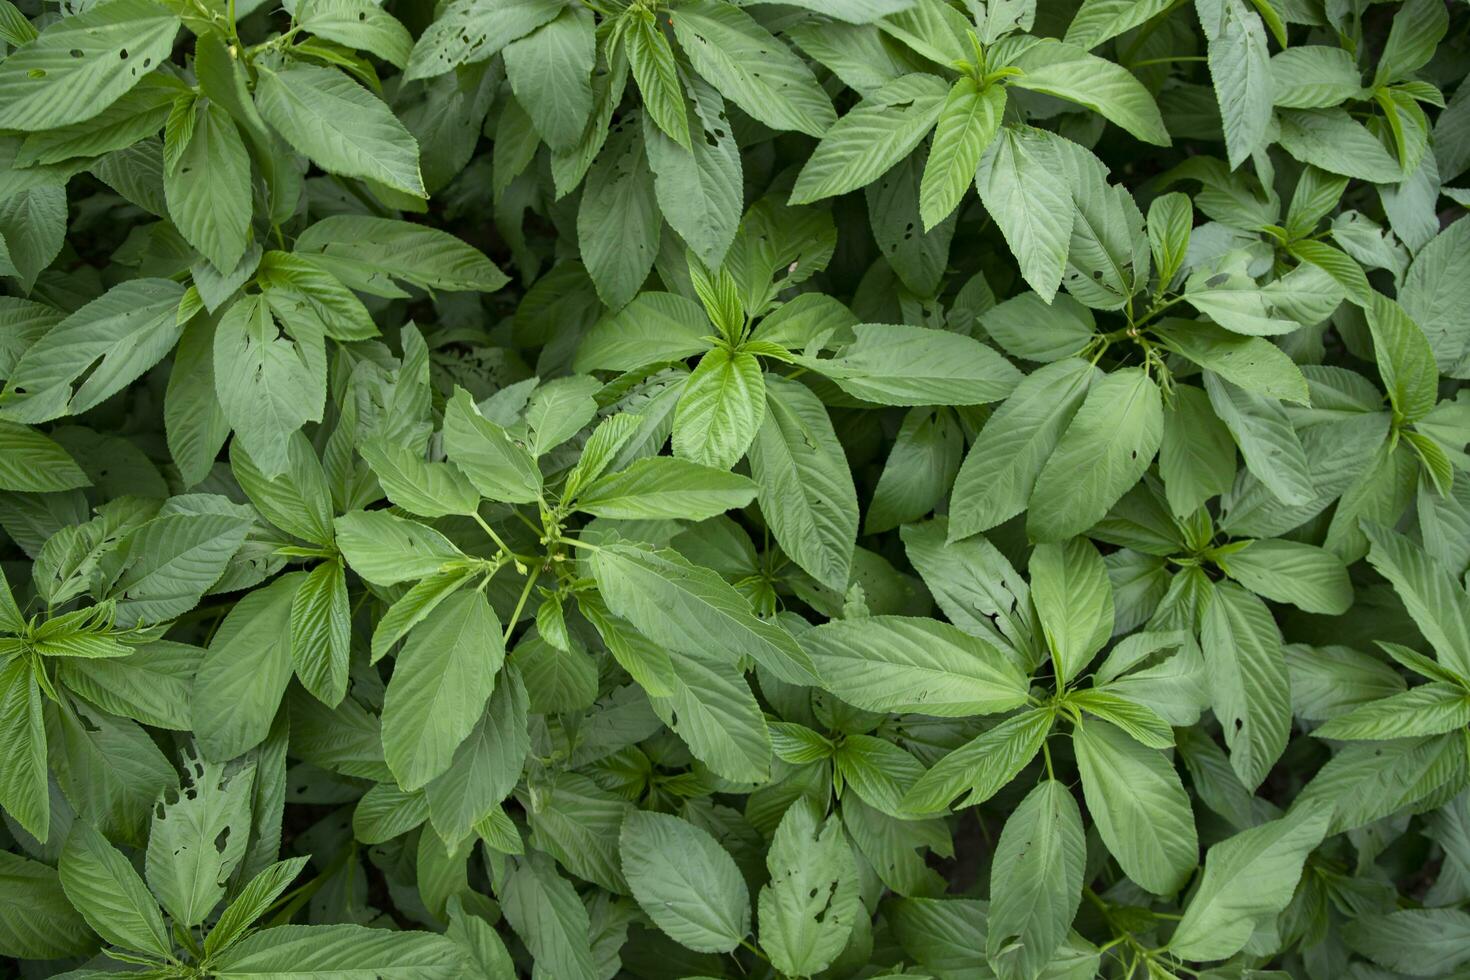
(1296, 733, 1464, 835)
(0, 278, 185, 424)
(748, 374, 859, 591)
(589, 541, 818, 686)
(213, 294, 325, 480)
(1374, 0, 1448, 87)
(211, 923, 466, 978)
(1068, 689, 1176, 748)
(1203, 372, 1314, 507)
(1147, 193, 1193, 290)
(405, 0, 562, 81)
(1201, 581, 1291, 790)
(1288, 239, 1372, 307)
(1073, 720, 1198, 895)
(145, 750, 254, 928)
(1183, 264, 1303, 337)
(48, 698, 176, 847)
(627, 11, 690, 150)
(0, 0, 180, 131)
(669, 0, 835, 136)
(167, 312, 232, 488)
(987, 780, 1086, 980)
(381, 590, 502, 791)
(800, 323, 1021, 406)
(949, 357, 1097, 538)
(673, 348, 765, 469)
(59, 822, 170, 958)
(1399, 217, 1470, 372)
(645, 71, 743, 270)
(110, 507, 252, 626)
(425, 670, 528, 847)
(1065, 0, 1176, 50)
(352, 783, 428, 844)
(360, 438, 480, 519)
(442, 387, 542, 505)
(0, 183, 66, 292)
(981, 292, 1095, 364)
(1170, 803, 1332, 961)
(576, 456, 756, 521)
(231, 433, 335, 547)
(648, 635, 771, 781)
(289, 558, 350, 705)
(1313, 682, 1470, 740)
(1031, 537, 1114, 685)
(758, 803, 859, 976)
(1277, 108, 1402, 183)
(255, 64, 425, 197)
(1348, 908, 1470, 976)
(292, 216, 506, 294)
(790, 73, 948, 204)
(866, 406, 964, 533)
(620, 810, 751, 953)
(798, 615, 1030, 717)
(1361, 522, 1470, 679)
(577, 118, 660, 309)
(297, 0, 413, 68)
(1215, 539, 1353, 614)
(575, 292, 713, 372)
(499, 852, 597, 980)
(165, 98, 251, 273)
(919, 78, 1005, 230)
(1200, 0, 1273, 168)
(0, 421, 88, 492)
(0, 656, 46, 842)
(903, 708, 1052, 812)
(1160, 384, 1236, 519)
(57, 641, 200, 731)
(1365, 293, 1439, 423)
(1152, 320, 1309, 404)
(976, 126, 1074, 301)
(191, 573, 300, 762)
(503, 5, 594, 150)
(1007, 39, 1170, 147)
(1028, 367, 1163, 542)
(1270, 45, 1362, 108)
(204, 857, 309, 957)
(0, 850, 97, 960)
(257, 251, 376, 342)
(335, 510, 464, 586)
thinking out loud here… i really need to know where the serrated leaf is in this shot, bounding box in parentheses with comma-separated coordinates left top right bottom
(0, 0, 180, 131)
(620, 810, 751, 953)
(255, 64, 424, 197)
(381, 590, 502, 791)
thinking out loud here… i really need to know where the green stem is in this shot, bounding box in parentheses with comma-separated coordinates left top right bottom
(472, 511, 518, 557)
(1128, 54, 1207, 67)
(738, 938, 769, 963)
(504, 566, 541, 643)
(511, 508, 544, 537)
(1119, 0, 1190, 64)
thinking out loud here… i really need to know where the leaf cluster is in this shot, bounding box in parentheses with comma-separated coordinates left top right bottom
(0, 0, 1469, 977)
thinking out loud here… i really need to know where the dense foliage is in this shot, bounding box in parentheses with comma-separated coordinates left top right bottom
(0, 0, 1468, 976)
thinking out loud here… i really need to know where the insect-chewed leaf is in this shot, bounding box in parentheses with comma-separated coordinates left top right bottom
(0, 0, 180, 131)
(758, 803, 859, 975)
(0, 0, 1464, 973)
